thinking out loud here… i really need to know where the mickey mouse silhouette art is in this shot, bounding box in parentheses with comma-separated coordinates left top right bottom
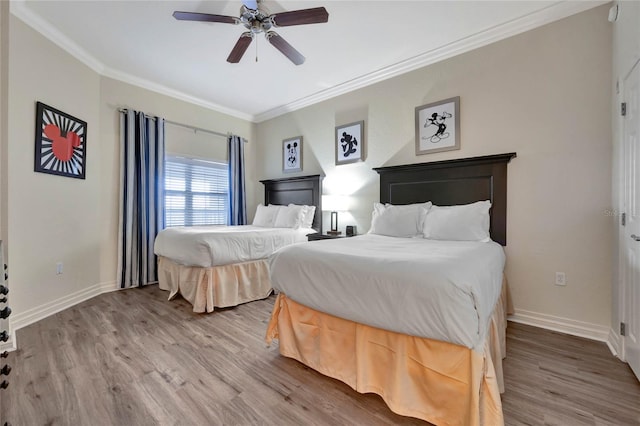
(340, 132, 358, 157)
(286, 141, 298, 167)
(424, 111, 452, 143)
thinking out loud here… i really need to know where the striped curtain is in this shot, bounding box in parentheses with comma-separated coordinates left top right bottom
(117, 110, 165, 288)
(228, 134, 247, 225)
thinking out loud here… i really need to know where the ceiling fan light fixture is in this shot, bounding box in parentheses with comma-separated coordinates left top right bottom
(239, 5, 273, 34)
(174, 1, 328, 65)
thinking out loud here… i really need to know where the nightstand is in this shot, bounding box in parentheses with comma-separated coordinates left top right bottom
(307, 233, 346, 241)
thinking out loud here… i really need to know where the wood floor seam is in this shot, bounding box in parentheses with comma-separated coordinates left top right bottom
(2, 285, 639, 426)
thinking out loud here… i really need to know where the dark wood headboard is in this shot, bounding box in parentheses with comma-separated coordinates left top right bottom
(373, 153, 516, 245)
(260, 175, 323, 233)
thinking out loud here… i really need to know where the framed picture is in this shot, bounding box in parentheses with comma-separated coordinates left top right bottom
(34, 101, 87, 179)
(335, 120, 364, 165)
(283, 136, 302, 173)
(415, 96, 460, 155)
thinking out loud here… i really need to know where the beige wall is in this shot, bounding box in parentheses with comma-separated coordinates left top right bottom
(256, 6, 613, 328)
(0, 1, 8, 246)
(6, 16, 255, 329)
(8, 17, 102, 317)
(164, 125, 227, 162)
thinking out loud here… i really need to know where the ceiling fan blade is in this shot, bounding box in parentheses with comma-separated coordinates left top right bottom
(241, 0, 258, 10)
(271, 7, 329, 27)
(227, 33, 253, 63)
(172, 11, 238, 24)
(266, 32, 305, 65)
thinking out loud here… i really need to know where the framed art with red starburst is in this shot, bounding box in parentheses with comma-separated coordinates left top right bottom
(34, 101, 87, 179)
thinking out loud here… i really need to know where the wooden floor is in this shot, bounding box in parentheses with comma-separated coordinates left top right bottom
(3, 285, 639, 425)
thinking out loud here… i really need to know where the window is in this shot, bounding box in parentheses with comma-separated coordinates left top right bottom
(165, 156, 228, 227)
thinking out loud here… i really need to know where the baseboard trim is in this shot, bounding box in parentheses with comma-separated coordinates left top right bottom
(607, 327, 622, 358)
(9, 281, 118, 336)
(0, 330, 17, 353)
(508, 309, 610, 343)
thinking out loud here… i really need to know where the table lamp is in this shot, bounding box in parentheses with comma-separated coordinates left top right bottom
(322, 195, 347, 235)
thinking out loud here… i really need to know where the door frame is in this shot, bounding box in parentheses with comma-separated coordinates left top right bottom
(619, 57, 640, 364)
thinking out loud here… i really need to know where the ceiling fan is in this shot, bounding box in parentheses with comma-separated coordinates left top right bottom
(173, 0, 329, 66)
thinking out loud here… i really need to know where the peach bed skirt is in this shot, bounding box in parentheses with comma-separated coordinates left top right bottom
(157, 256, 272, 313)
(266, 279, 512, 426)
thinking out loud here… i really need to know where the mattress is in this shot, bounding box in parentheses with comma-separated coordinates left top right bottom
(269, 234, 506, 350)
(154, 225, 314, 267)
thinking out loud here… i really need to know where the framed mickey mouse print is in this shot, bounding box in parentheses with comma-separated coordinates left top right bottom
(415, 96, 460, 155)
(34, 101, 87, 179)
(335, 120, 364, 165)
(282, 136, 302, 173)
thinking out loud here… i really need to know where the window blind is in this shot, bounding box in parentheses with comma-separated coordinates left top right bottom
(165, 156, 229, 227)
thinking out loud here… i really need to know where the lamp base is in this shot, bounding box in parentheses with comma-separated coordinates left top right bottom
(326, 230, 342, 236)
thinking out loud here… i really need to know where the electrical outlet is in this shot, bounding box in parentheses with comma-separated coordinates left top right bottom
(555, 272, 566, 286)
(56, 262, 63, 275)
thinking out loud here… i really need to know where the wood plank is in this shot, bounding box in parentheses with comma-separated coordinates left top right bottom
(2, 286, 639, 425)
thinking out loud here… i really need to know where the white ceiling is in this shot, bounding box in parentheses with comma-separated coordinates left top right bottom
(12, 1, 604, 122)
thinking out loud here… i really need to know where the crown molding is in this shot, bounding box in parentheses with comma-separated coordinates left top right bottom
(253, 0, 608, 123)
(101, 67, 254, 122)
(9, 0, 254, 122)
(11, 0, 607, 124)
(10, 0, 105, 74)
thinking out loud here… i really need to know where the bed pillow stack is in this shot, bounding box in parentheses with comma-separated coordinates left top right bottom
(252, 203, 315, 229)
(300, 205, 316, 229)
(369, 202, 432, 237)
(252, 204, 281, 227)
(273, 204, 306, 228)
(422, 200, 491, 242)
(368, 200, 492, 242)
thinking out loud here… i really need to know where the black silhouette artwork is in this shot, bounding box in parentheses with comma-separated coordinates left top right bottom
(336, 121, 364, 164)
(340, 132, 358, 157)
(286, 141, 299, 168)
(423, 111, 452, 143)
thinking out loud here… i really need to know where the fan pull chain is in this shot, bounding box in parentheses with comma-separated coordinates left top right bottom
(255, 36, 258, 62)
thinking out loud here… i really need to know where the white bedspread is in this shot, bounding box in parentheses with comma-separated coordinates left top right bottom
(154, 225, 314, 268)
(269, 234, 506, 350)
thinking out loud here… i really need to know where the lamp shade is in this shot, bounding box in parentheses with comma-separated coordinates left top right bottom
(322, 194, 349, 212)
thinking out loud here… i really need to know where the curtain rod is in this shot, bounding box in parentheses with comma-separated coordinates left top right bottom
(166, 119, 227, 139)
(118, 108, 246, 142)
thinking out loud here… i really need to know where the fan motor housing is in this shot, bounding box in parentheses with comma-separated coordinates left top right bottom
(240, 6, 272, 33)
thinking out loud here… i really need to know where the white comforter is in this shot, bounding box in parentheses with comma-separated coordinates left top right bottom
(269, 234, 506, 350)
(154, 225, 314, 267)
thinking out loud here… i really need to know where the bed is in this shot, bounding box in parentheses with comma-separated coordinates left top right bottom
(155, 174, 322, 313)
(265, 153, 516, 426)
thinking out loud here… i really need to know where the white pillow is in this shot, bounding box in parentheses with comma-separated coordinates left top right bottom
(274, 204, 306, 228)
(369, 202, 432, 237)
(300, 205, 316, 229)
(252, 204, 280, 227)
(422, 200, 491, 242)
